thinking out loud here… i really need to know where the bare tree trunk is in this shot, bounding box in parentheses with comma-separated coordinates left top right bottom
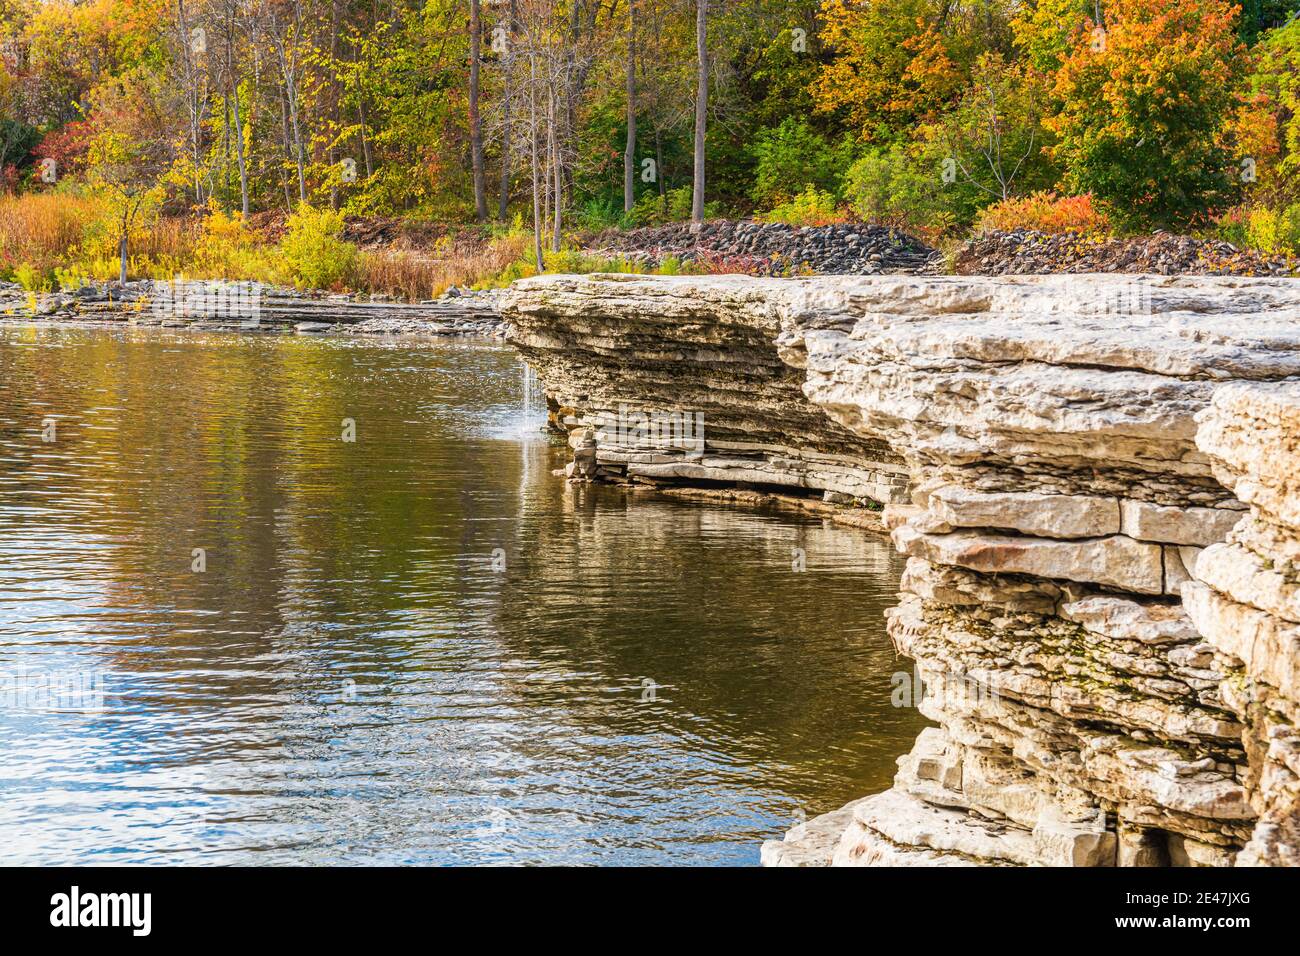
(177, 0, 204, 204)
(469, 0, 487, 221)
(543, 85, 552, 239)
(498, 0, 519, 221)
(327, 0, 341, 209)
(691, 0, 707, 225)
(623, 0, 636, 214)
(498, 100, 512, 221)
(358, 96, 374, 178)
(280, 84, 293, 210)
(551, 89, 562, 251)
(655, 124, 665, 201)
(230, 76, 249, 217)
(272, 7, 308, 206)
(225, 13, 250, 218)
(118, 231, 129, 284)
(528, 52, 543, 271)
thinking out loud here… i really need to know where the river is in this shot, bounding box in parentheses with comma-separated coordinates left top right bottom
(0, 324, 923, 865)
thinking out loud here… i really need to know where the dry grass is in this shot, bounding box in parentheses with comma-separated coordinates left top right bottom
(0, 192, 101, 272)
(358, 234, 528, 299)
(1, 191, 536, 298)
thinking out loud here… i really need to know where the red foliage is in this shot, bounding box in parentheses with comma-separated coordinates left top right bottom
(35, 120, 94, 179)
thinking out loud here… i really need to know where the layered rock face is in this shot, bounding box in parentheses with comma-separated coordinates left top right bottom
(500, 272, 1300, 866)
(1185, 383, 1300, 866)
(502, 274, 910, 504)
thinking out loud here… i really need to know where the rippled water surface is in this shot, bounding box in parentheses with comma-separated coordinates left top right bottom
(0, 325, 921, 865)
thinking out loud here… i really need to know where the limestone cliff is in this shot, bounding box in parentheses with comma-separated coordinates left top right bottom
(1185, 383, 1300, 866)
(500, 272, 1300, 866)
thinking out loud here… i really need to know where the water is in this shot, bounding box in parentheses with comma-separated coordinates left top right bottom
(0, 324, 923, 865)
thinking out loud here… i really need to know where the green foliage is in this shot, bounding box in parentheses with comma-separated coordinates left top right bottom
(625, 185, 721, 226)
(1011, 0, 1090, 74)
(572, 196, 624, 232)
(280, 205, 359, 290)
(760, 186, 843, 226)
(0, 119, 41, 174)
(924, 55, 1059, 208)
(843, 143, 955, 233)
(1245, 203, 1300, 253)
(750, 118, 853, 207)
(14, 261, 55, 292)
(1243, 19, 1300, 206)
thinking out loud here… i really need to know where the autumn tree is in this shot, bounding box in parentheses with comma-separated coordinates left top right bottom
(814, 0, 971, 142)
(76, 56, 180, 280)
(1234, 17, 1300, 208)
(1047, 0, 1244, 227)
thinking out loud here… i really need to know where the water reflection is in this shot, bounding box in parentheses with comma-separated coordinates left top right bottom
(0, 325, 923, 865)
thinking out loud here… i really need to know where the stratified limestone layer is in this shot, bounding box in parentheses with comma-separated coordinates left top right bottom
(501, 274, 910, 503)
(1186, 383, 1300, 867)
(502, 273, 1300, 866)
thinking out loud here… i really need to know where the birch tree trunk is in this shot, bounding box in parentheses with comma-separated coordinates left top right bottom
(691, 0, 707, 225)
(623, 0, 636, 214)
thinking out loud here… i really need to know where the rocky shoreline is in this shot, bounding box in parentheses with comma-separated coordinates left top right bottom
(0, 279, 507, 337)
(500, 272, 1300, 867)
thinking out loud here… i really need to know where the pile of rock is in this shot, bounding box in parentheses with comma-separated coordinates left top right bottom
(955, 229, 1297, 277)
(1185, 383, 1300, 866)
(585, 220, 940, 276)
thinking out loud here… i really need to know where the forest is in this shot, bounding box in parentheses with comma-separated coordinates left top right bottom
(0, 0, 1298, 296)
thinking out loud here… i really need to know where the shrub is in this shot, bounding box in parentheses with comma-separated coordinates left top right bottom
(974, 191, 1112, 236)
(625, 186, 686, 226)
(1244, 203, 1300, 255)
(843, 144, 951, 234)
(13, 261, 55, 292)
(192, 206, 271, 279)
(572, 196, 623, 232)
(624, 185, 720, 227)
(280, 205, 359, 290)
(760, 186, 844, 226)
(750, 117, 850, 206)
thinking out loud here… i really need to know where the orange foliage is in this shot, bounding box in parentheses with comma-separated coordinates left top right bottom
(975, 191, 1112, 236)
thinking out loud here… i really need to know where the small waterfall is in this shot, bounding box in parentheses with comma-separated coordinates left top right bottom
(522, 362, 539, 416)
(517, 361, 547, 438)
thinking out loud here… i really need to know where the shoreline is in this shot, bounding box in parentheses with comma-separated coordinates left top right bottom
(0, 279, 508, 338)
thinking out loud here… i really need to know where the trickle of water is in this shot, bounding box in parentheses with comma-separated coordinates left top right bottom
(518, 362, 548, 439)
(522, 362, 539, 415)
